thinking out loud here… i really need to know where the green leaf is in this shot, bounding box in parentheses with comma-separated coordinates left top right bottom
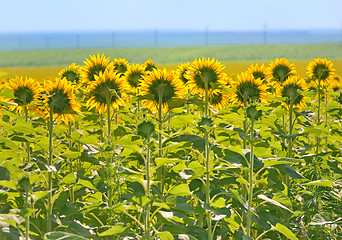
(98, 225, 127, 236)
(273, 223, 298, 240)
(258, 194, 293, 212)
(0, 88, 15, 99)
(156, 231, 174, 240)
(169, 184, 191, 196)
(303, 180, 334, 187)
(61, 173, 77, 185)
(0, 166, 10, 181)
(44, 231, 89, 240)
(155, 158, 183, 166)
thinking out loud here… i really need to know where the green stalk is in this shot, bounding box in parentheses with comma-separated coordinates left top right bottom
(316, 77, 322, 155)
(68, 123, 75, 202)
(204, 129, 212, 240)
(145, 137, 151, 240)
(25, 189, 30, 240)
(24, 106, 30, 163)
(158, 89, 164, 193)
(247, 117, 255, 238)
(203, 74, 212, 240)
(47, 107, 53, 233)
(106, 93, 113, 207)
(286, 101, 294, 197)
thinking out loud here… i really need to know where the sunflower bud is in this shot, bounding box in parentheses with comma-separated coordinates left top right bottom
(246, 105, 262, 121)
(137, 120, 155, 139)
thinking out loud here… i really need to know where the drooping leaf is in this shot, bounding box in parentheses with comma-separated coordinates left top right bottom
(273, 223, 298, 240)
(169, 184, 191, 196)
(97, 225, 127, 236)
(156, 231, 174, 240)
(44, 231, 89, 240)
(258, 194, 293, 212)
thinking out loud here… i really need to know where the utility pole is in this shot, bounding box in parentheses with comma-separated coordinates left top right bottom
(205, 26, 209, 47)
(154, 29, 158, 47)
(263, 23, 267, 45)
(112, 32, 116, 48)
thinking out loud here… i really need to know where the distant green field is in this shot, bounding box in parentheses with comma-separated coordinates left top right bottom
(0, 44, 341, 67)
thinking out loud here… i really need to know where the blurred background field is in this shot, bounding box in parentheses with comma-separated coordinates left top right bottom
(0, 44, 341, 83)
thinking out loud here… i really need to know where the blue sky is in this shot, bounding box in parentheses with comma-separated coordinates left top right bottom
(1, 0, 341, 33)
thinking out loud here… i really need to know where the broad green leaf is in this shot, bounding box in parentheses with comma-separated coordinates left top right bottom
(0, 214, 24, 226)
(44, 231, 89, 240)
(61, 173, 77, 185)
(156, 231, 174, 240)
(211, 197, 226, 208)
(273, 193, 292, 209)
(273, 223, 298, 240)
(155, 158, 183, 166)
(169, 184, 191, 196)
(0, 88, 14, 99)
(258, 194, 293, 212)
(0, 166, 10, 181)
(62, 149, 81, 158)
(13, 120, 36, 135)
(0, 180, 18, 190)
(188, 160, 205, 176)
(77, 179, 96, 190)
(303, 180, 334, 187)
(263, 159, 293, 167)
(98, 225, 127, 236)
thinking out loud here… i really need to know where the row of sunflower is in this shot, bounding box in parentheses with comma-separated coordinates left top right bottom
(0, 54, 340, 240)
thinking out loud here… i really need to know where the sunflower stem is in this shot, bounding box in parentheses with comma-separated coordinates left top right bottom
(47, 107, 53, 233)
(23, 106, 30, 163)
(316, 77, 322, 155)
(67, 123, 75, 202)
(145, 137, 151, 240)
(204, 129, 212, 240)
(247, 116, 255, 238)
(106, 93, 113, 208)
(25, 188, 30, 240)
(286, 101, 294, 197)
(158, 89, 164, 193)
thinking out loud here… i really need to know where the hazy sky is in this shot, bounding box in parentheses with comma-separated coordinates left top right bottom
(1, 0, 341, 32)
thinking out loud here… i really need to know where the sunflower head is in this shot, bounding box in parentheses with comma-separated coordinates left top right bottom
(6, 76, 41, 114)
(208, 89, 230, 110)
(277, 75, 307, 110)
(175, 62, 191, 85)
(113, 58, 129, 76)
(307, 57, 335, 86)
(327, 76, 342, 92)
(231, 72, 269, 106)
(85, 70, 128, 115)
(246, 63, 268, 83)
(42, 77, 81, 125)
(144, 59, 158, 72)
(185, 57, 226, 96)
(139, 68, 186, 113)
(266, 58, 296, 85)
(58, 63, 81, 84)
(123, 63, 147, 93)
(80, 53, 113, 84)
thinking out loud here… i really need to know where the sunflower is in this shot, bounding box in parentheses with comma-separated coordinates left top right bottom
(246, 63, 268, 83)
(266, 58, 296, 86)
(185, 57, 227, 97)
(113, 58, 129, 76)
(123, 63, 147, 93)
(80, 53, 113, 84)
(6, 76, 41, 114)
(85, 70, 128, 115)
(42, 77, 81, 125)
(231, 72, 269, 106)
(208, 89, 230, 110)
(58, 63, 82, 84)
(175, 62, 191, 86)
(307, 57, 335, 86)
(327, 76, 341, 92)
(139, 68, 186, 113)
(276, 75, 307, 110)
(144, 59, 158, 72)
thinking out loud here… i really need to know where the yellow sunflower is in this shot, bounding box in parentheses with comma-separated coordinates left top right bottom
(139, 68, 186, 113)
(231, 72, 269, 106)
(208, 89, 230, 110)
(80, 53, 113, 84)
(327, 76, 341, 92)
(276, 75, 307, 110)
(246, 63, 268, 83)
(185, 57, 227, 97)
(41, 77, 81, 125)
(58, 63, 82, 84)
(307, 57, 335, 86)
(85, 70, 128, 115)
(175, 62, 191, 86)
(266, 58, 296, 86)
(113, 58, 129, 76)
(144, 59, 158, 72)
(6, 76, 41, 114)
(123, 63, 147, 93)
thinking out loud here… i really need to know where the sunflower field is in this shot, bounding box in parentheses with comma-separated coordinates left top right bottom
(0, 54, 341, 240)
